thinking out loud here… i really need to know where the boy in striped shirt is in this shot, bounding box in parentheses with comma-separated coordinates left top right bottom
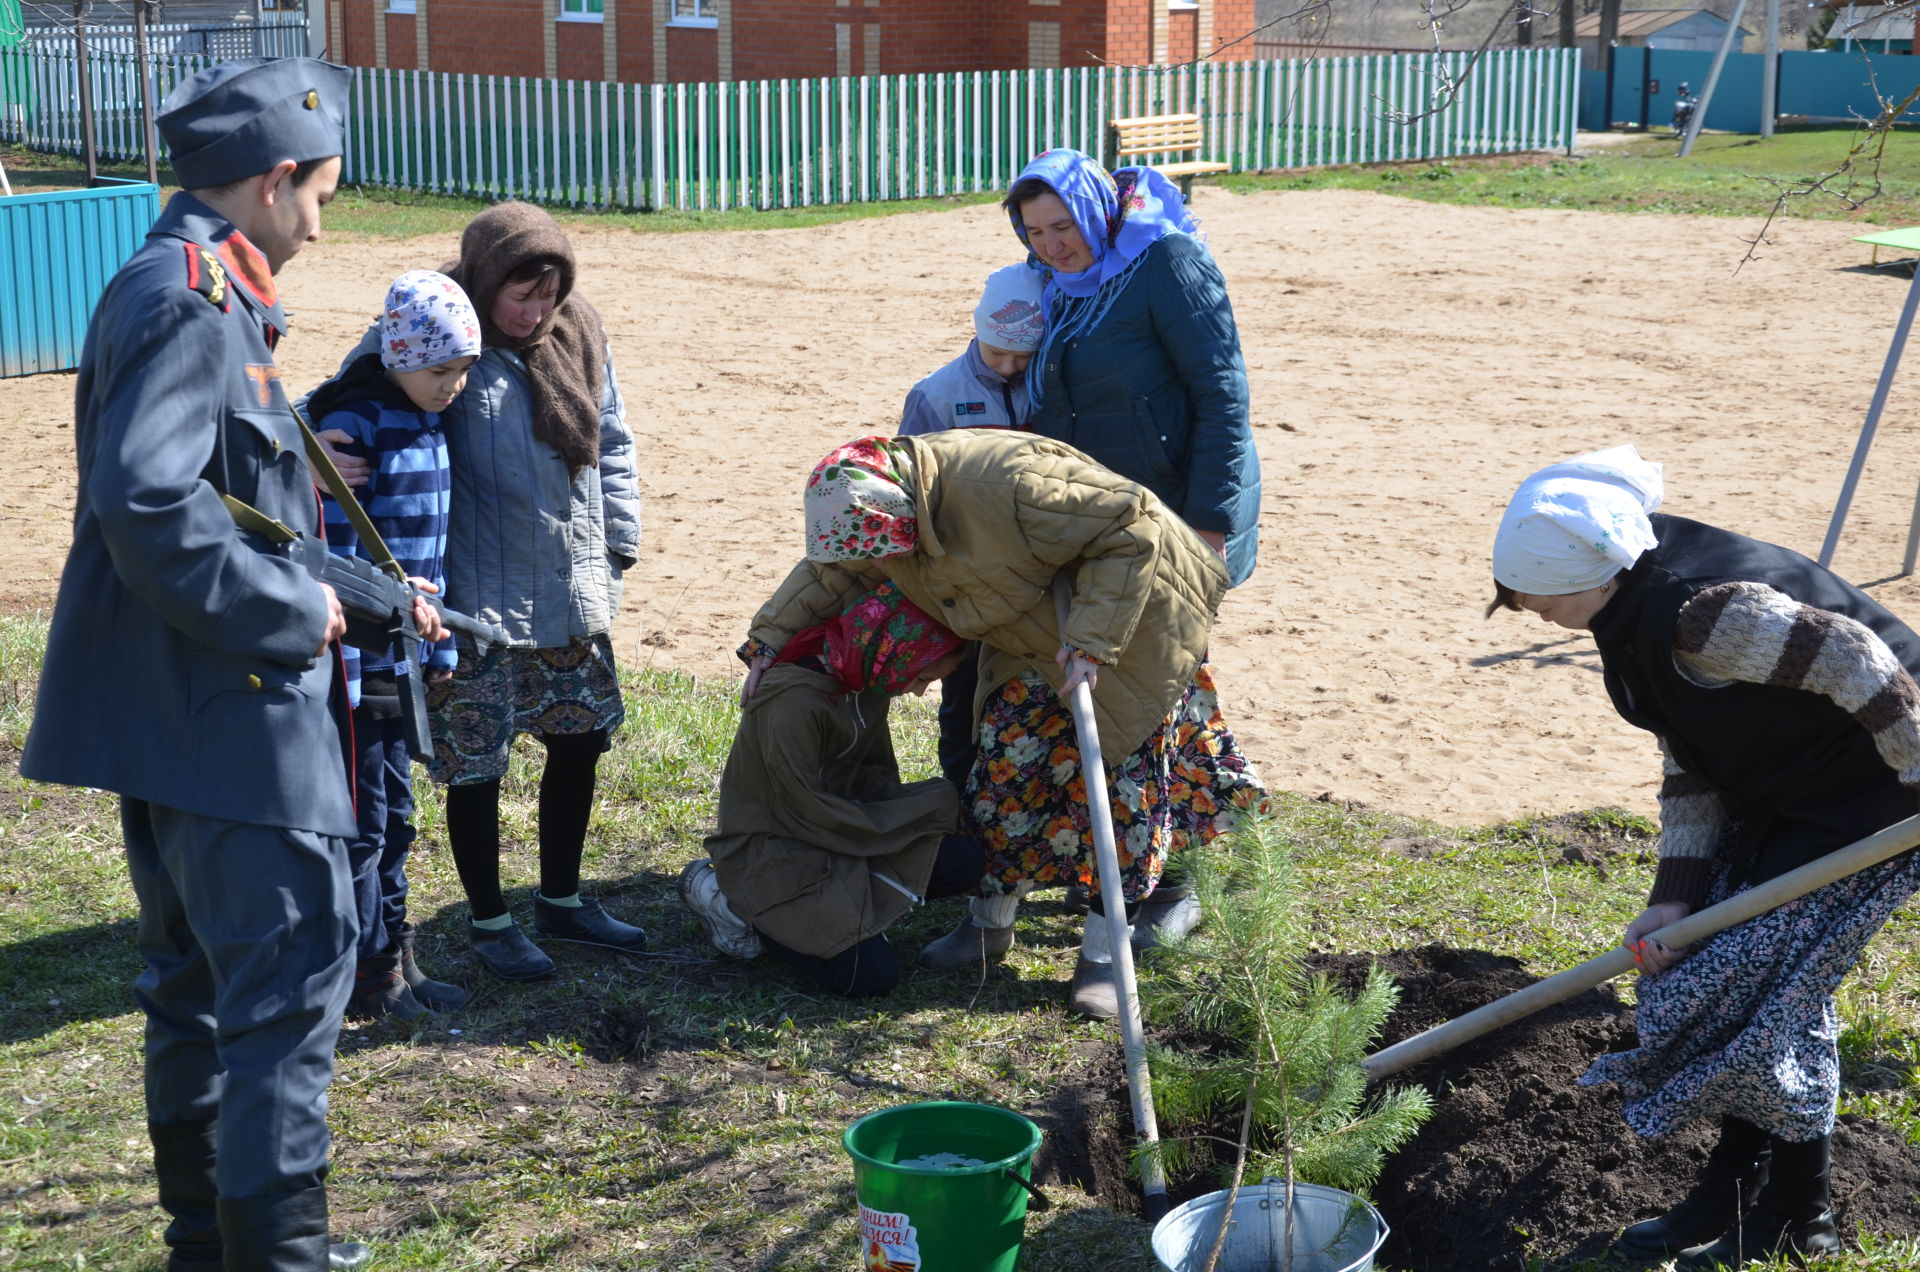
(311, 270, 481, 1020)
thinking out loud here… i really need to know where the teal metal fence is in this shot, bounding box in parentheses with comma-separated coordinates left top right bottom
(0, 46, 1578, 211)
(0, 177, 159, 377)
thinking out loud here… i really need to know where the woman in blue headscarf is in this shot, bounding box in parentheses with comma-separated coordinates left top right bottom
(1004, 148, 1261, 588)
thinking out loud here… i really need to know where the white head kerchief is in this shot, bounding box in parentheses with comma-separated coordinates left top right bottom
(1493, 445, 1665, 596)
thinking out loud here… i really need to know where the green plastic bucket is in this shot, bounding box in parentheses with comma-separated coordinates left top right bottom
(842, 1101, 1048, 1272)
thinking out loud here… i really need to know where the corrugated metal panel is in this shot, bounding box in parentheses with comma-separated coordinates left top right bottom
(0, 178, 157, 378)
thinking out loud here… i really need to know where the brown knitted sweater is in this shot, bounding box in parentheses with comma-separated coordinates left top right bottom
(1651, 580, 1920, 907)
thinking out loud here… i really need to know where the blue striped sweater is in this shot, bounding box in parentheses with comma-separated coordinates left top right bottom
(310, 353, 457, 704)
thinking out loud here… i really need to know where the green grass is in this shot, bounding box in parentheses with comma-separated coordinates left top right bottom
(1, 612, 1916, 1271)
(1217, 123, 1920, 224)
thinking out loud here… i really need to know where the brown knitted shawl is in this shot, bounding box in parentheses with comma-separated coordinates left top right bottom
(445, 202, 603, 474)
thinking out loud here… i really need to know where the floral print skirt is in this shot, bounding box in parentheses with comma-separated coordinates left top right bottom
(425, 634, 625, 786)
(965, 664, 1267, 903)
(1579, 846, 1920, 1141)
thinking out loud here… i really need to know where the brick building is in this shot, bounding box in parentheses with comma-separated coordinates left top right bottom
(328, 0, 1258, 83)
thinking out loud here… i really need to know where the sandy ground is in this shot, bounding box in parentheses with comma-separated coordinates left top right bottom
(10, 186, 1920, 827)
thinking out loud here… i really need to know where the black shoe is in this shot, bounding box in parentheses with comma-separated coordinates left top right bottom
(397, 923, 470, 1011)
(1062, 883, 1091, 915)
(468, 922, 557, 981)
(1674, 1201, 1841, 1269)
(1619, 1134, 1770, 1255)
(532, 896, 647, 952)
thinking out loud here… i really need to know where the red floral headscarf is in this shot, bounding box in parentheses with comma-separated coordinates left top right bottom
(803, 437, 918, 562)
(772, 582, 962, 695)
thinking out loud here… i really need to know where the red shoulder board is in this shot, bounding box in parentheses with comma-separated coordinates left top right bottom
(183, 243, 232, 313)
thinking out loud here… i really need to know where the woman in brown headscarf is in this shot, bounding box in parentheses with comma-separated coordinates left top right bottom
(329, 202, 643, 982)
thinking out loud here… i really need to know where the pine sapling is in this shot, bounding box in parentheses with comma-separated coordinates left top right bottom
(1139, 813, 1432, 1272)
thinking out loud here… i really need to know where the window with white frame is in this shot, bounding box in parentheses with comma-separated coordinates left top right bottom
(669, 0, 718, 26)
(559, 0, 605, 22)
(386, 0, 416, 13)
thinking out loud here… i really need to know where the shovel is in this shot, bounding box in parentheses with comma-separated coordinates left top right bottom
(1051, 573, 1171, 1220)
(1363, 812, 1920, 1081)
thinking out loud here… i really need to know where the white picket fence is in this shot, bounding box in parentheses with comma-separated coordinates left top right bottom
(1, 44, 1578, 212)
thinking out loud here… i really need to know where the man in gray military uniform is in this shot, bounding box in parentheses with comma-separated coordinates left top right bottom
(21, 59, 377, 1272)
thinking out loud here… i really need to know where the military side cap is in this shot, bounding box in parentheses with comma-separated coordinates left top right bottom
(158, 57, 350, 189)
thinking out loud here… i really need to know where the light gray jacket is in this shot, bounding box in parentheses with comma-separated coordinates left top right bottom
(335, 328, 641, 648)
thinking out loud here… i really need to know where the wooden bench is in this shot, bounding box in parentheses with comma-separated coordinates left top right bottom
(1103, 112, 1230, 199)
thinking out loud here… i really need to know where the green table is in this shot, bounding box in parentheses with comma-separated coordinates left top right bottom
(1855, 226, 1920, 266)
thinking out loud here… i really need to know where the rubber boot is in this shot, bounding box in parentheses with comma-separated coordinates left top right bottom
(1067, 909, 1130, 1020)
(216, 1186, 332, 1272)
(149, 1119, 222, 1271)
(396, 923, 469, 1010)
(345, 945, 428, 1022)
(919, 894, 1017, 971)
(1676, 1133, 1842, 1270)
(1131, 885, 1201, 951)
(1617, 1117, 1771, 1256)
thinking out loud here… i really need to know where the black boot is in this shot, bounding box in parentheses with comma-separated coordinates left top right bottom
(396, 922, 469, 1010)
(346, 945, 428, 1021)
(1618, 1117, 1771, 1256)
(150, 1119, 222, 1270)
(216, 1186, 332, 1272)
(1676, 1133, 1842, 1270)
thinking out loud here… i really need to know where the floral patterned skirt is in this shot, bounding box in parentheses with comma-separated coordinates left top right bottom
(1579, 847, 1920, 1141)
(425, 634, 625, 786)
(964, 664, 1267, 903)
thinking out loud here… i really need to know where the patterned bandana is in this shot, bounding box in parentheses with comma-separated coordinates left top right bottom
(772, 582, 963, 695)
(1007, 148, 1197, 301)
(803, 437, 918, 562)
(974, 262, 1047, 351)
(379, 270, 483, 373)
(1493, 445, 1666, 596)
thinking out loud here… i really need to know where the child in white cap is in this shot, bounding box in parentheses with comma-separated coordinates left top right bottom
(306, 269, 483, 1020)
(899, 262, 1046, 435)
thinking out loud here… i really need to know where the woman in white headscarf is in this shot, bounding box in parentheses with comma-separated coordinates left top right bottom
(1488, 446, 1920, 1271)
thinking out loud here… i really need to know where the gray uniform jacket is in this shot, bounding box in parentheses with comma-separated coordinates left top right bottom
(22, 194, 354, 838)
(335, 329, 639, 648)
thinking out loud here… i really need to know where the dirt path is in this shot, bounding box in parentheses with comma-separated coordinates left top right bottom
(9, 186, 1920, 825)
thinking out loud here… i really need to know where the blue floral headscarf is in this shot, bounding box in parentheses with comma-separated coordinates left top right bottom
(1007, 149, 1198, 408)
(1007, 148, 1197, 300)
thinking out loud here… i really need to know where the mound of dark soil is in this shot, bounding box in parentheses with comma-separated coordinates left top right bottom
(1043, 945, 1920, 1270)
(1331, 946, 1920, 1270)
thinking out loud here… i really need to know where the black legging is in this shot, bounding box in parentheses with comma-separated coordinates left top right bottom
(446, 729, 607, 922)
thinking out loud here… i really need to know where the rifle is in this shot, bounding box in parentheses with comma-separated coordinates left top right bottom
(221, 405, 507, 758)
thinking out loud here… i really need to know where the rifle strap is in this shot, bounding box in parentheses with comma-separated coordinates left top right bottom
(290, 402, 409, 584)
(221, 493, 298, 545)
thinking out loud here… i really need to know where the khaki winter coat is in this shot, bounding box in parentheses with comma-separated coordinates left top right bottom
(748, 430, 1229, 755)
(706, 664, 958, 958)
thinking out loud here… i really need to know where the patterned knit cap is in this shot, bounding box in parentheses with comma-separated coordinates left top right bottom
(803, 437, 918, 562)
(1493, 445, 1665, 596)
(379, 270, 483, 372)
(771, 582, 962, 695)
(974, 263, 1047, 351)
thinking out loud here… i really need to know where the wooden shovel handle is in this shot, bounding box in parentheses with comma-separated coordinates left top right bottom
(1361, 812, 1920, 1081)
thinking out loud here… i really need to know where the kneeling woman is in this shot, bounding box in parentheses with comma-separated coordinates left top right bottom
(681, 584, 983, 998)
(739, 430, 1265, 1019)
(1490, 446, 1920, 1271)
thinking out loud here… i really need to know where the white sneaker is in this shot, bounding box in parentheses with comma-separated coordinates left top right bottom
(677, 859, 762, 959)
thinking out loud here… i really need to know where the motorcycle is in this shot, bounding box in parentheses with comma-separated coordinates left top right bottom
(1672, 82, 1699, 136)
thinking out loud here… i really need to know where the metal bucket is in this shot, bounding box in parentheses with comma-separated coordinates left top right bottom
(1150, 1178, 1389, 1272)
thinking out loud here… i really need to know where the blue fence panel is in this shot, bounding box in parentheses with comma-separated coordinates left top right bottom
(1648, 48, 1765, 133)
(1779, 49, 1920, 122)
(0, 178, 158, 378)
(1579, 68, 1609, 130)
